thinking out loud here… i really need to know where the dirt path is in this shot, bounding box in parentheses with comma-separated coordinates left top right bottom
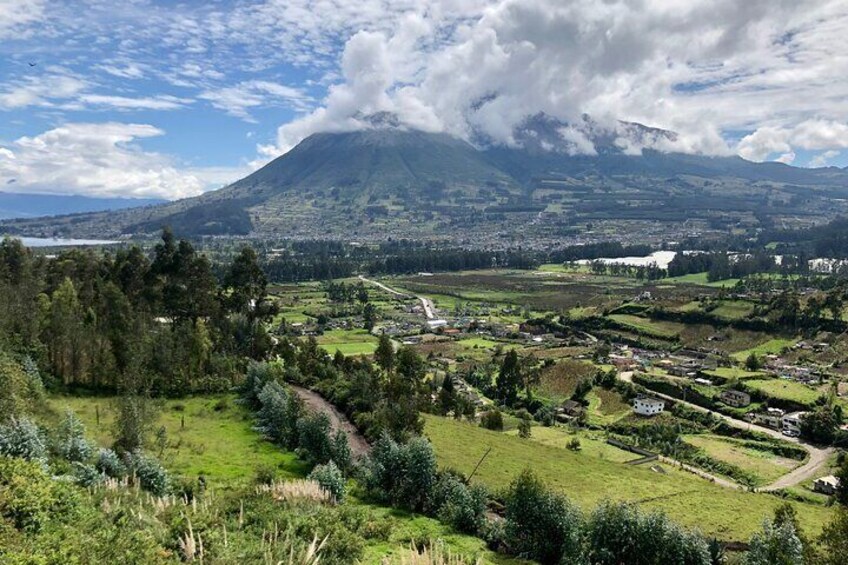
(617, 371, 834, 491)
(288, 384, 371, 458)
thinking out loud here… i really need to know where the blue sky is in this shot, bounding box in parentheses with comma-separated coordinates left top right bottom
(1, 0, 848, 199)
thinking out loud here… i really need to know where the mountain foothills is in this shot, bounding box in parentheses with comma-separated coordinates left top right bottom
(4, 113, 848, 245)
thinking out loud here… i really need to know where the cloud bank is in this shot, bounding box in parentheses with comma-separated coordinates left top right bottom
(0, 123, 206, 199)
(265, 0, 848, 161)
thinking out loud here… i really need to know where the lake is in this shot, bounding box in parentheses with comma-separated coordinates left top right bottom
(6, 236, 119, 247)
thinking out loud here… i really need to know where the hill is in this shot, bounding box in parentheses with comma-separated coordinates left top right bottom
(3, 114, 848, 244)
(0, 192, 163, 220)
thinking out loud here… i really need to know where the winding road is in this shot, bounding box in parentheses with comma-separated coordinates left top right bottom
(618, 371, 834, 491)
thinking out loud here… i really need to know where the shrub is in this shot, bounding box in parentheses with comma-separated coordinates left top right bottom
(0, 416, 48, 466)
(364, 434, 438, 512)
(297, 413, 334, 466)
(253, 463, 277, 485)
(330, 430, 353, 475)
(127, 450, 170, 496)
(55, 408, 93, 463)
(504, 469, 584, 564)
(587, 501, 710, 565)
(0, 456, 79, 532)
(429, 474, 488, 534)
(95, 448, 127, 478)
(309, 461, 346, 503)
(256, 381, 301, 448)
(517, 415, 532, 439)
(479, 409, 504, 431)
(745, 519, 803, 565)
(72, 462, 103, 487)
(242, 360, 284, 408)
(112, 394, 157, 454)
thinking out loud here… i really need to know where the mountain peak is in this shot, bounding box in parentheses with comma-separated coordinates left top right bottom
(355, 111, 403, 129)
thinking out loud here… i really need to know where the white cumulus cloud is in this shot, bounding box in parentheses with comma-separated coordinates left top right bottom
(0, 123, 207, 199)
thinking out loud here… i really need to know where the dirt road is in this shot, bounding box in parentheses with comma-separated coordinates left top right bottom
(288, 384, 371, 458)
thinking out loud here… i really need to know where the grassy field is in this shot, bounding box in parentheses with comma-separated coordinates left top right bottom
(607, 314, 684, 339)
(47, 394, 308, 484)
(664, 272, 741, 287)
(702, 367, 768, 381)
(585, 388, 632, 426)
(456, 337, 506, 350)
(711, 300, 756, 320)
(731, 338, 797, 362)
(423, 415, 832, 541)
(316, 328, 379, 356)
(684, 434, 802, 485)
(744, 378, 824, 406)
(508, 426, 635, 463)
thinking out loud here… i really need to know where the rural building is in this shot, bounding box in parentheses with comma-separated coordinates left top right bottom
(633, 396, 665, 417)
(749, 408, 784, 429)
(782, 412, 807, 435)
(814, 475, 840, 495)
(561, 399, 586, 418)
(610, 355, 638, 370)
(720, 389, 751, 408)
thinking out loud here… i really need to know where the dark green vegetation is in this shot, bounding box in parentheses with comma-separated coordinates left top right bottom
(5, 114, 848, 240)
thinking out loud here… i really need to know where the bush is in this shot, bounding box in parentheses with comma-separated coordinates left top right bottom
(297, 413, 334, 466)
(745, 519, 803, 565)
(0, 417, 48, 466)
(95, 448, 127, 478)
(72, 462, 103, 487)
(429, 474, 488, 534)
(256, 381, 302, 448)
(55, 408, 93, 463)
(253, 463, 277, 485)
(0, 456, 79, 532)
(242, 360, 285, 408)
(364, 434, 437, 512)
(309, 461, 346, 503)
(504, 469, 584, 564)
(330, 430, 353, 475)
(127, 450, 170, 496)
(587, 501, 710, 565)
(480, 409, 504, 431)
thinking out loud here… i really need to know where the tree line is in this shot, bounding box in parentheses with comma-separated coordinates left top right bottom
(0, 229, 275, 396)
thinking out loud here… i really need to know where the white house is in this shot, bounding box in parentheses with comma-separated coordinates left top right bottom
(634, 397, 665, 417)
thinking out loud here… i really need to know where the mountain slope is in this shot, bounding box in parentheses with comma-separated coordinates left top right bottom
(3, 117, 848, 245)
